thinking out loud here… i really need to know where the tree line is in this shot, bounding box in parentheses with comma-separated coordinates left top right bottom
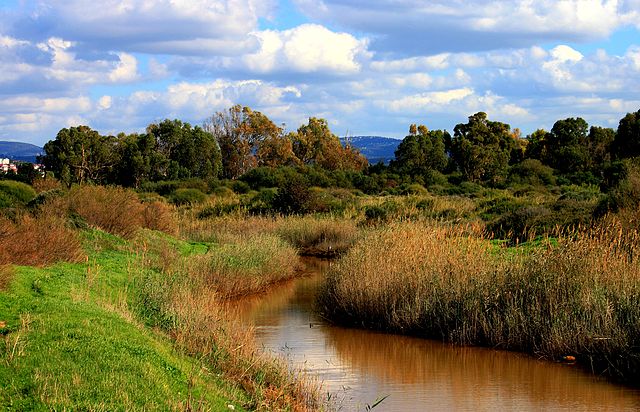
(39, 105, 640, 193)
(389, 110, 640, 189)
(41, 105, 368, 187)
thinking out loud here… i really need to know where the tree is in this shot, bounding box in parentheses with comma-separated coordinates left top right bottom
(586, 126, 615, 172)
(204, 105, 281, 179)
(147, 119, 221, 180)
(450, 112, 516, 184)
(544, 117, 589, 174)
(390, 124, 449, 179)
(524, 129, 548, 161)
(612, 109, 640, 159)
(290, 117, 367, 171)
(42, 125, 117, 186)
(256, 134, 300, 168)
(113, 133, 162, 187)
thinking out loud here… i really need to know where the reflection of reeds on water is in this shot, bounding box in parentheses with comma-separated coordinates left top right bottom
(230, 257, 329, 326)
(324, 326, 640, 410)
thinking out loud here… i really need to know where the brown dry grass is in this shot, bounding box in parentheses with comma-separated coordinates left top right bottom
(0, 265, 13, 291)
(39, 185, 178, 238)
(180, 209, 359, 258)
(0, 213, 85, 267)
(66, 185, 144, 238)
(31, 176, 62, 193)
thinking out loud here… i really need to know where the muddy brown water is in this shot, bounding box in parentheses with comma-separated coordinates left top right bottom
(233, 258, 640, 411)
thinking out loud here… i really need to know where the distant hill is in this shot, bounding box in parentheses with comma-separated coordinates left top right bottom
(341, 136, 401, 165)
(0, 141, 43, 163)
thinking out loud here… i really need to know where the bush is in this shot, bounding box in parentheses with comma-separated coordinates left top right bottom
(0, 212, 85, 266)
(27, 188, 66, 209)
(239, 166, 285, 189)
(64, 185, 145, 238)
(508, 159, 556, 186)
(230, 180, 250, 194)
(141, 200, 178, 235)
(272, 176, 312, 214)
(169, 188, 207, 205)
(0, 180, 36, 208)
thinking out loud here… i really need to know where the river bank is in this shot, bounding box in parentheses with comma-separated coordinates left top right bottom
(239, 257, 640, 411)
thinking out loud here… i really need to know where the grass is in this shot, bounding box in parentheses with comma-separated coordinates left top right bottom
(133, 230, 321, 410)
(181, 209, 359, 258)
(0, 230, 248, 411)
(1, 227, 322, 411)
(141, 230, 301, 298)
(318, 219, 640, 383)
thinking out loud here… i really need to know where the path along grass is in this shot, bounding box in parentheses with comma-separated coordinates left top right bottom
(318, 220, 640, 383)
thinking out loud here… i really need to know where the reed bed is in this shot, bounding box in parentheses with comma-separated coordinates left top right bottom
(318, 220, 640, 382)
(180, 209, 359, 258)
(181, 233, 299, 298)
(275, 216, 359, 257)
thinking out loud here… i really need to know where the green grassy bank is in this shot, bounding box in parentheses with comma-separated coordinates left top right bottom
(0, 227, 319, 411)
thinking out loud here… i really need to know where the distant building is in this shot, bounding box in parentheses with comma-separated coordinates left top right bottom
(0, 158, 17, 173)
(0, 158, 41, 174)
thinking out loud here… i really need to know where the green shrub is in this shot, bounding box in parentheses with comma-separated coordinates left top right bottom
(507, 159, 556, 186)
(27, 188, 66, 209)
(0, 180, 36, 207)
(230, 180, 250, 194)
(272, 176, 312, 214)
(169, 188, 207, 205)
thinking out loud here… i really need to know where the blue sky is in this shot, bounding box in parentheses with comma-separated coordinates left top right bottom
(0, 0, 639, 145)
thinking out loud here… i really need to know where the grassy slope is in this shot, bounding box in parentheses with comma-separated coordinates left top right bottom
(0, 230, 247, 411)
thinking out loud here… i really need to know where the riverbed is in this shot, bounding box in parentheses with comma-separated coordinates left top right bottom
(234, 258, 640, 411)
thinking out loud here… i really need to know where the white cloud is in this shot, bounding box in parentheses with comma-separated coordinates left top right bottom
(98, 96, 112, 110)
(384, 88, 474, 113)
(293, 0, 637, 55)
(243, 24, 370, 74)
(108, 53, 138, 82)
(11, 0, 273, 56)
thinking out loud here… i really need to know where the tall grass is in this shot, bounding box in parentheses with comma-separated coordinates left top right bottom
(318, 220, 640, 382)
(39, 185, 177, 238)
(135, 240, 320, 410)
(177, 234, 300, 298)
(181, 208, 359, 258)
(275, 216, 359, 257)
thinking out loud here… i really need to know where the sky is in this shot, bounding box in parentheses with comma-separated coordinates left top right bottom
(0, 0, 639, 146)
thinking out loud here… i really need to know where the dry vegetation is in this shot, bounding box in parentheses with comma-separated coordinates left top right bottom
(135, 236, 321, 411)
(0, 213, 85, 267)
(319, 219, 640, 381)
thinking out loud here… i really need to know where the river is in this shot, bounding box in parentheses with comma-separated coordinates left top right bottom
(234, 258, 640, 411)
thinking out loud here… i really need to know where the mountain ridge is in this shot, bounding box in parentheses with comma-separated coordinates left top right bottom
(0, 141, 44, 163)
(341, 136, 400, 165)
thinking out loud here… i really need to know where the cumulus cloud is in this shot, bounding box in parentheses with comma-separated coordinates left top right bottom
(0, 78, 304, 143)
(0, 34, 142, 100)
(293, 0, 638, 55)
(243, 24, 370, 74)
(9, 0, 273, 56)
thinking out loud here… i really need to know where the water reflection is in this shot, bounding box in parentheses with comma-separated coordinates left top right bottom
(236, 258, 640, 411)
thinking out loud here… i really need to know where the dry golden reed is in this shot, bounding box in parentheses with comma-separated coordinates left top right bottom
(319, 219, 640, 381)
